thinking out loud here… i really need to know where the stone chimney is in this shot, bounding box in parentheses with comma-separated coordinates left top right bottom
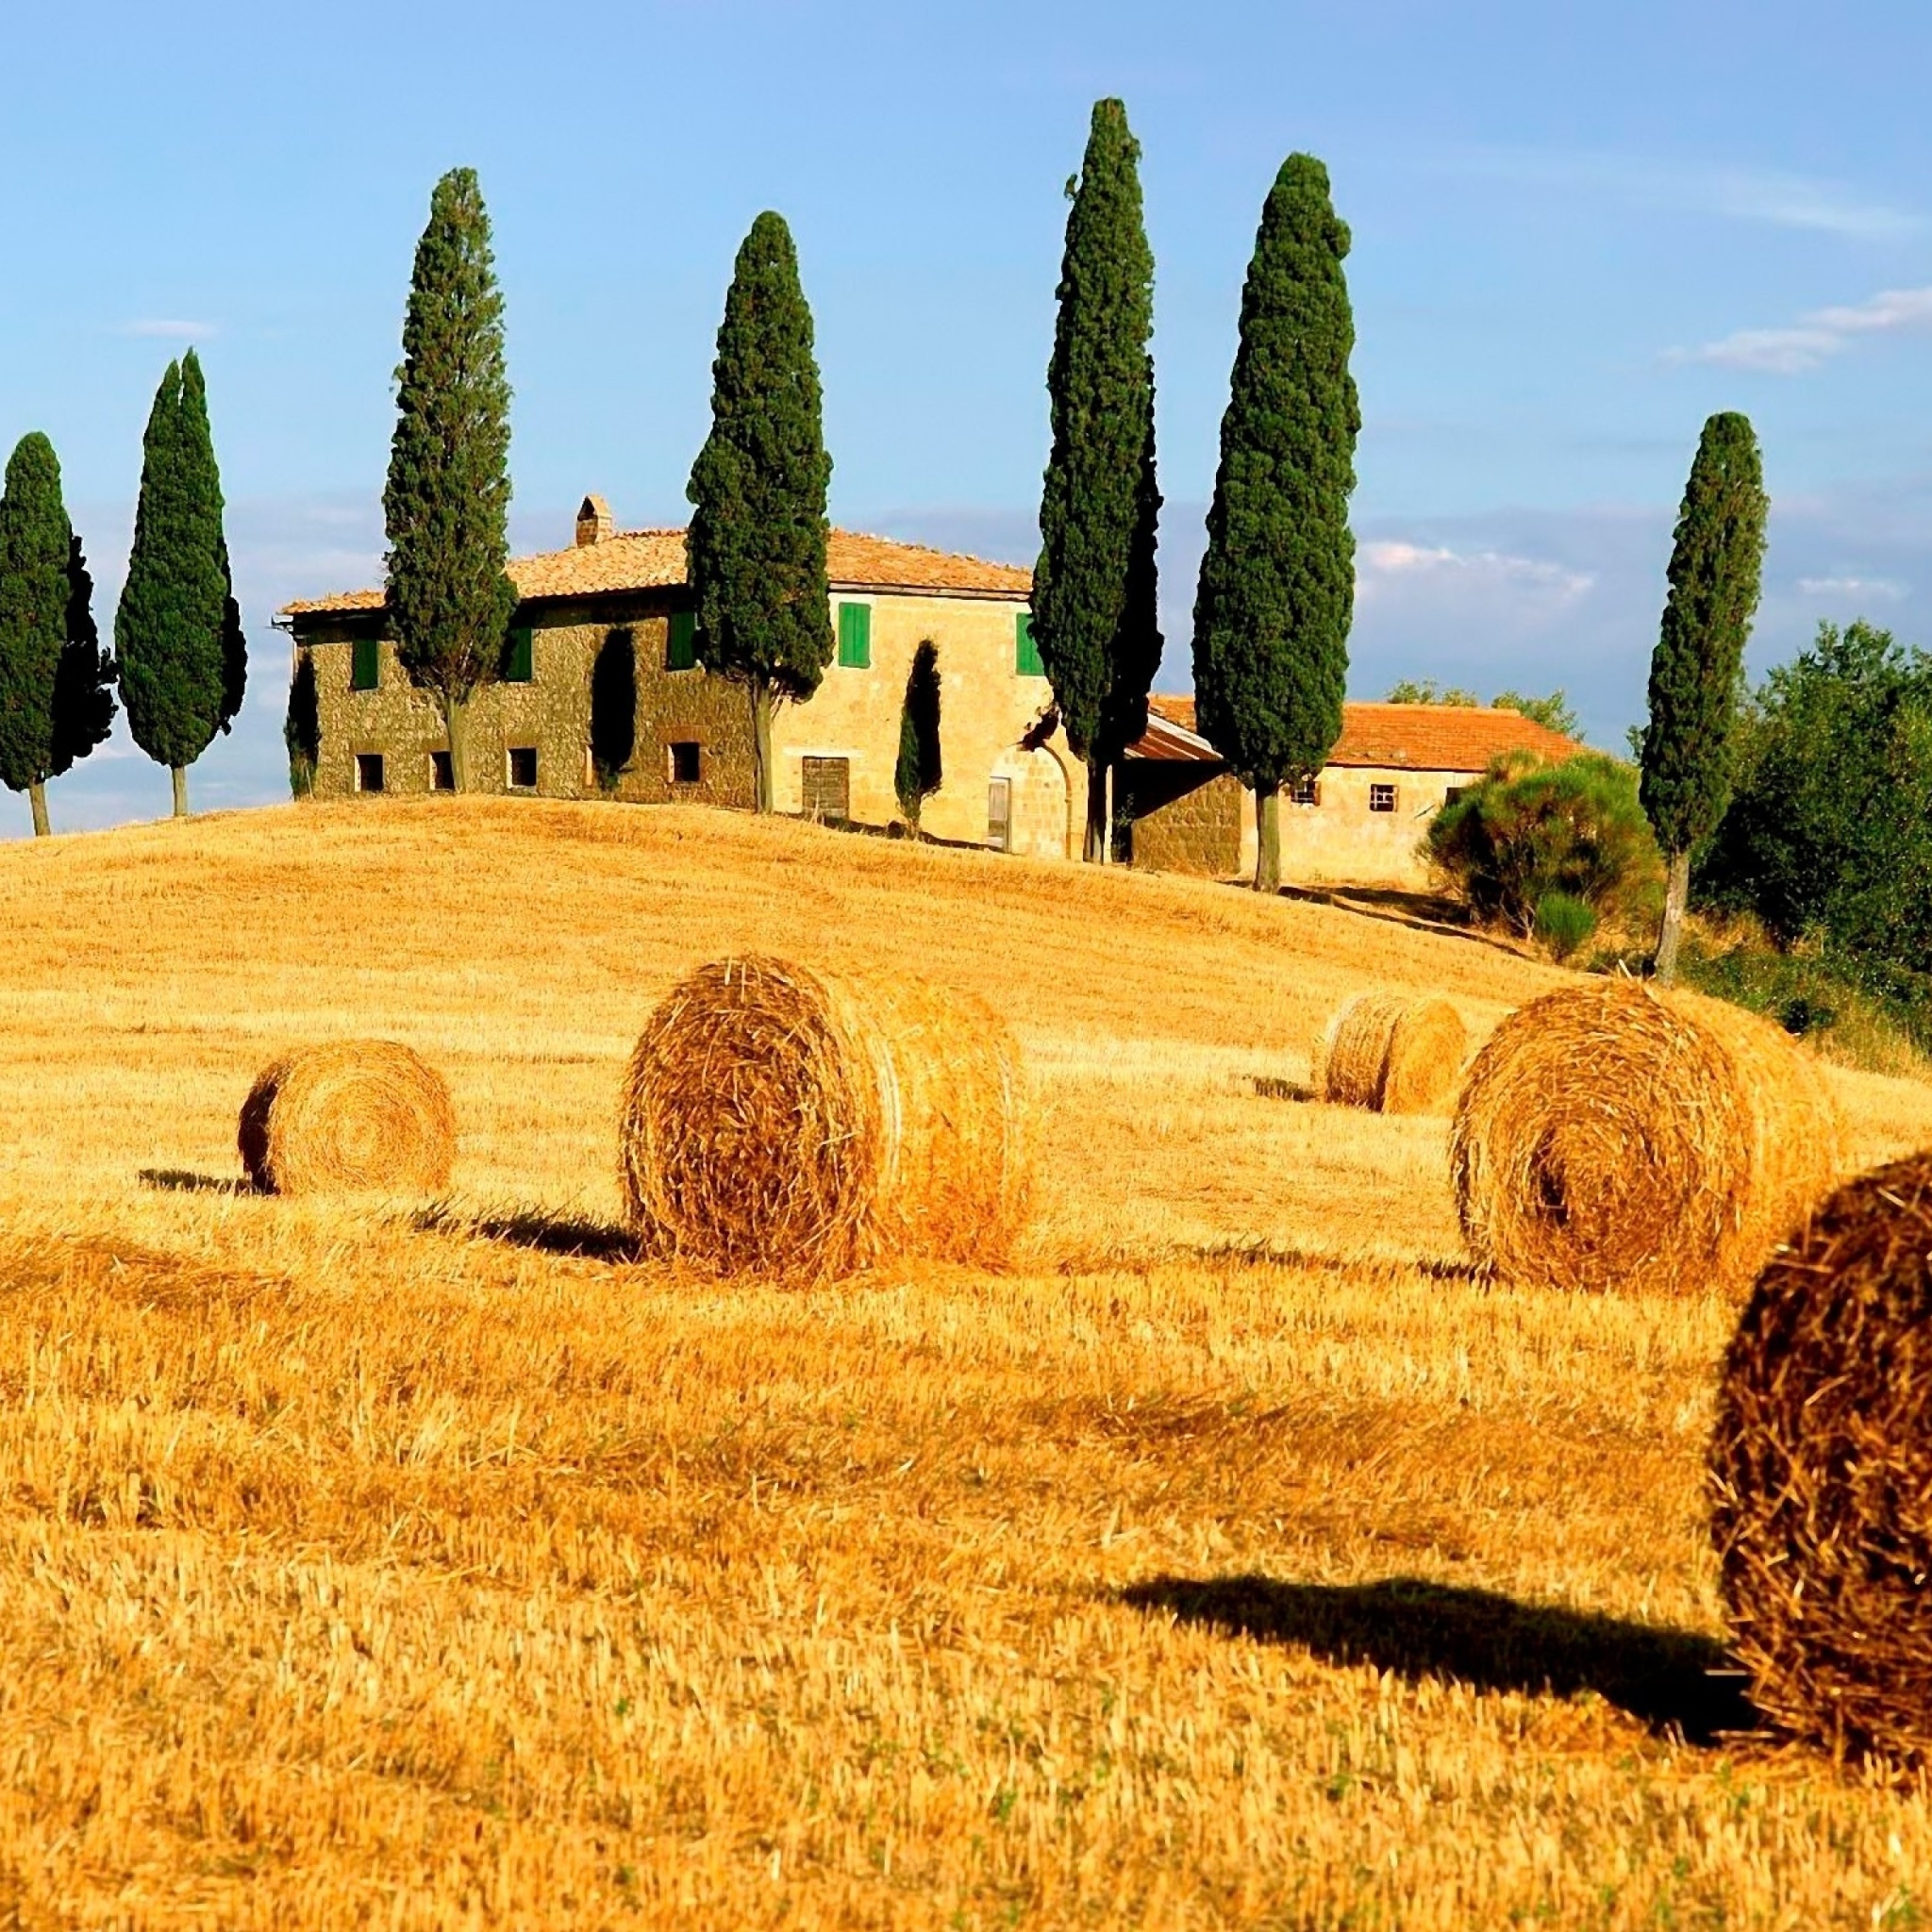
(575, 493, 616, 546)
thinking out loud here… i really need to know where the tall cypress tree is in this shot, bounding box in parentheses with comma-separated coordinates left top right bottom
(117, 351, 235, 817)
(0, 435, 84, 835)
(285, 648, 320, 797)
(687, 209, 833, 813)
(894, 640, 943, 834)
(1033, 97, 1161, 862)
(385, 166, 515, 791)
(1193, 155, 1360, 893)
(1641, 411, 1768, 983)
(181, 355, 245, 739)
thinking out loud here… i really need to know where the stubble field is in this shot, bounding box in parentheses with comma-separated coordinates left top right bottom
(2, 797, 1931, 1929)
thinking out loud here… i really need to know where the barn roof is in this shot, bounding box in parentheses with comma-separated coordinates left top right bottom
(1138, 695, 1581, 774)
(280, 525, 1032, 620)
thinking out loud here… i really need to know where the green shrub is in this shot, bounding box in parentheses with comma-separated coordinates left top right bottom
(1533, 891, 1598, 962)
(1425, 750, 1663, 937)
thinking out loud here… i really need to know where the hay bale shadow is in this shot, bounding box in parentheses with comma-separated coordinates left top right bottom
(415, 1206, 640, 1263)
(1119, 1574, 1757, 1744)
(140, 1168, 256, 1195)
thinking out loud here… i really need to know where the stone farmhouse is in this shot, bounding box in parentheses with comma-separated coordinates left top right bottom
(1120, 695, 1580, 890)
(281, 498, 1580, 890)
(279, 498, 1090, 859)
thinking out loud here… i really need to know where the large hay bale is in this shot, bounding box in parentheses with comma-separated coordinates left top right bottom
(1316, 991, 1467, 1114)
(620, 956, 1031, 1279)
(1710, 1153, 1932, 1763)
(239, 1041, 457, 1197)
(1449, 978, 1840, 1295)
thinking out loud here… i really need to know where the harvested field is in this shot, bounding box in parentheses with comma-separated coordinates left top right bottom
(1, 797, 1931, 1927)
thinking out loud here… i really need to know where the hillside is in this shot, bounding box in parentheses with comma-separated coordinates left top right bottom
(0, 800, 1929, 1927)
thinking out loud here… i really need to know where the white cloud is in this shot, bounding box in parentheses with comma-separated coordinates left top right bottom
(1448, 147, 1919, 240)
(1795, 574, 1907, 599)
(1357, 540, 1594, 601)
(117, 319, 217, 340)
(1671, 286, 1932, 374)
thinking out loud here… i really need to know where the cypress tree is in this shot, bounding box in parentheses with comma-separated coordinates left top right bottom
(1033, 97, 1161, 862)
(116, 352, 233, 816)
(384, 166, 515, 791)
(894, 640, 943, 834)
(1640, 411, 1768, 982)
(285, 648, 320, 797)
(0, 434, 80, 835)
(1193, 154, 1360, 893)
(687, 209, 833, 812)
(50, 531, 117, 784)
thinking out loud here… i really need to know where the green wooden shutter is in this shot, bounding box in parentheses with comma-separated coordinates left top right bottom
(504, 627, 534, 682)
(837, 602, 871, 669)
(666, 609, 697, 671)
(1015, 613, 1043, 677)
(351, 637, 379, 691)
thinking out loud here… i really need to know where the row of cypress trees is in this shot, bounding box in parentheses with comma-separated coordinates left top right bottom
(1033, 102, 1360, 888)
(0, 349, 244, 835)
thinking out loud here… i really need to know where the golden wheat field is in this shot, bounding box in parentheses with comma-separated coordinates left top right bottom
(3, 798, 1932, 1929)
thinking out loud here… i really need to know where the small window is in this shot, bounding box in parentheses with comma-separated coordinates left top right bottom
(351, 638, 379, 691)
(988, 776, 1012, 851)
(503, 627, 534, 683)
(667, 741, 701, 785)
(1015, 613, 1043, 677)
(429, 750, 453, 792)
(354, 752, 384, 793)
(665, 609, 697, 672)
(801, 755, 851, 823)
(1443, 785, 1467, 808)
(1369, 782, 1397, 813)
(507, 746, 538, 790)
(1289, 773, 1320, 808)
(836, 602, 871, 669)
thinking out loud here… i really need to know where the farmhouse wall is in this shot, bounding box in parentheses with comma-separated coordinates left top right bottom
(1120, 765, 1243, 875)
(1238, 763, 1459, 891)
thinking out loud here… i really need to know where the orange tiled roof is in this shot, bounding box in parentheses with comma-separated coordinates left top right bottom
(280, 526, 1031, 619)
(1140, 694, 1580, 773)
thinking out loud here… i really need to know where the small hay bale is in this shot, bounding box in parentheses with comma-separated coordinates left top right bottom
(1710, 1153, 1932, 1763)
(619, 955, 1032, 1279)
(1316, 991, 1467, 1114)
(239, 1040, 457, 1197)
(1449, 978, 1841, 1295)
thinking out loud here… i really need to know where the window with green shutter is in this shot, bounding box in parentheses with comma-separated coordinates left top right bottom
(351, 637, 379, 691)
(666, 609, 697, 671)
(837, 602, 871, 669)
(1015, 612, 1043, 677)
(504, 626, 534, 683)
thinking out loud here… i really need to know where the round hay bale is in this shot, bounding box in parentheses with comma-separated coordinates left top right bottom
(1449, 978, 1841, 1295)
(1316, 992, 1466, 1114)
(239, 1040, 457, 1197)
(620, 956, 1032, 1279)
(1710, 1153, 1932, 1763)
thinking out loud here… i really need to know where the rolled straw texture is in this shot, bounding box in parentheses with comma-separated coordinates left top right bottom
(239, 1041, 457, 1197)
(619, 956, 1032, 1280)
(1316, 992, 1467, 1114)
(1449, 978, 1841, 1296)
(1711, 1153, 1932, 1763)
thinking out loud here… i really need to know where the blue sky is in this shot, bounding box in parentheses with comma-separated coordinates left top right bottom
(6, 0, 1932, 833)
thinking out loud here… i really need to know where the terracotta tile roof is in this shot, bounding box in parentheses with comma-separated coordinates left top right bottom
(280, 526, 1031, 619)
(1136, 694, 1580, 773)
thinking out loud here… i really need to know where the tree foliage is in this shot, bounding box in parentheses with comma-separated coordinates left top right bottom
(1385, 679, 1579, 738)
(1193, 153, 1358, 890)
(384, 166, 515, 789)
(285, 649, 320, 798)
(1640, 412, 1767, 854)
(116, 353, 234, 808)
(0, 434, 76, 829)
(687, 209, 832, 812)
(895, 641, 943, 830)
(53, 532, 116, 779)
(1427, 751, 1663, 937)
(1033, 97, 1161, 855)
(1702, 621, 1932, 975)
